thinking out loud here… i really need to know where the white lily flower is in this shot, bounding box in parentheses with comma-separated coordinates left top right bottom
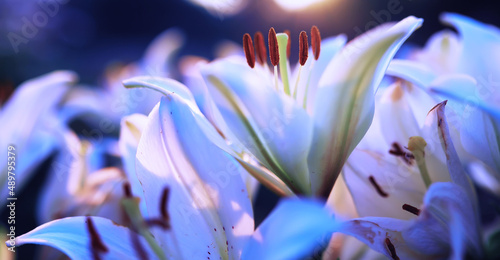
(386, 13, 500, 193)
(0, 71, 77, 204)
(8, 88, 345, 260)
(340, 96, 483, 259)
(343, 83, 451, 220)
(187, 17, 423, 198)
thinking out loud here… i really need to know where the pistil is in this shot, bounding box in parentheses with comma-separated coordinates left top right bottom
(276, 33, 291, 95)
(408, 136, 432, 189)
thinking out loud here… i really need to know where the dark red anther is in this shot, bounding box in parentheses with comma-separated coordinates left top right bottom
(369, 176, 388, 197)
(268, 27, 279, 66)
(86, 217, 109, 260)
(402, 204, 421, 216)
(299, 31, 309, 66)
(145, 218, 170, 230)
(160, 187, 170, 222)
(389, 142, 414, 165)
(123, 182, 133, 198)
(254, 32, 267, 65)
(284, 29, 291, 59)
(311, 26, 321, 60)
(243, 33, 255, 68)
(385, 238, 400, 260)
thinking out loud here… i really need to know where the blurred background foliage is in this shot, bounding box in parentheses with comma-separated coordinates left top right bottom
(1, 0, 500, 86)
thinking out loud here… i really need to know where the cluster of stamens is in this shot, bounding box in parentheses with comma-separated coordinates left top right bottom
(242, 26, 322, 104)
(243, 26, 321, 68)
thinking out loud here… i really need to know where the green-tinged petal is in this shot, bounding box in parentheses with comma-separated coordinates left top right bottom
(201, 57, 313, 194)
(119, 114, 149, 216)
(242, 199, 338, 260)
(135, 94, 254, 259)
(0, 71, 77, 202)
(293, 35, 347, 113)
(181, 57, 249, 155)
(9, 216, 156, 259)
(309, 16, 423, 197)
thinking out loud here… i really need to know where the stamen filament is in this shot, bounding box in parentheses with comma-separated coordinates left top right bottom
(302, 60, 315, 108)
(274, 66, 279, 91)
(277, 33, 291, 95)
(292, 66, 302, 99)
(294, 31, 308, 99)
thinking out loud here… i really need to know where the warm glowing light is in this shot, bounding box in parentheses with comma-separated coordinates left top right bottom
(187, 0, 247, 16)
(274, 0, 326, 11)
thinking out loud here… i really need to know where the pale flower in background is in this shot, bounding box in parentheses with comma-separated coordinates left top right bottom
(387, 13, 500, 194)
(0, 71, 77, 206)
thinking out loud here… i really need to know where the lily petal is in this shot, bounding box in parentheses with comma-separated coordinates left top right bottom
(0, 71, 77, 201)
(119, 114, 149, 216)
(242, 199, 338, 260)
(440, 12, 500, 77)
(293, 35, 348, 113)
(344, 149, 425, 219)
(135, 94, 254, 258)
(386, 59, 437, 89)
(309, 16, 423, 197)
(9, 216, 156, 259)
